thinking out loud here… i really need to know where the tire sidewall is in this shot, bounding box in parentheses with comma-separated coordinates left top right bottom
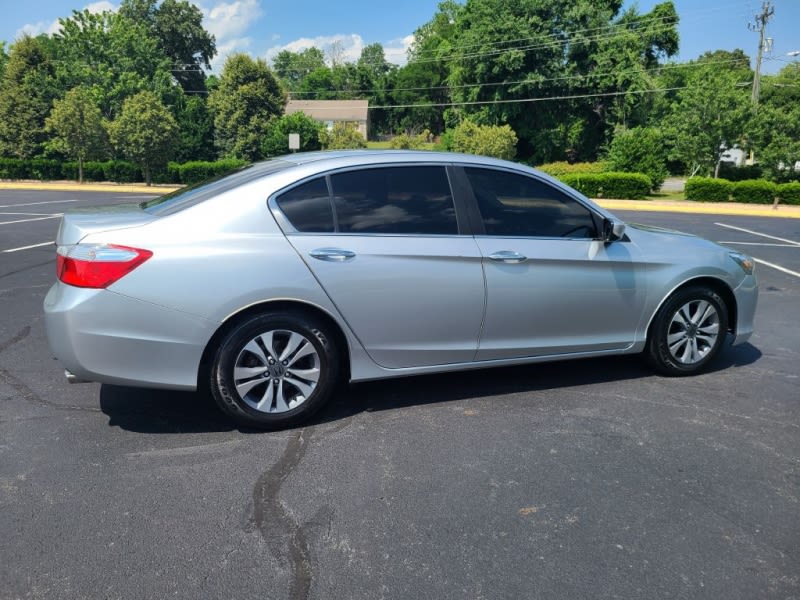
(210, 312, 338, 428)
(648, 287, 729, 376)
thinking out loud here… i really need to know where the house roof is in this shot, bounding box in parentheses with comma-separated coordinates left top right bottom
(285, 99, 369, 122)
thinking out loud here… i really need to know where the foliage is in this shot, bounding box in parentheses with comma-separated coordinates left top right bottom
(606, 127, 668, 190)
(0, 157, 64, 180)
(536, 161, 608, 176)
(45, 87, 108, 182)
(559, 172, 652, 199)
(119, 0, 216, 93)
(208, 54, 285, 160)
(389, 130, 432, 149)
(730, 180, 776, 204)
(776, 182, 800, 205)
(718, 163, 763, 182)
(106, 91, 178, 184)
(0, 35, 55, 158)
(319, 123, 367, 150)
(662, 57, 752, 177)
(684, 177, 732, 202)
(172, 95, 215, 162)
(273, 47, 326, 91)
(261, 112, 325, 157)
(168, 159, 247, 184)
(449, 120, 517, 160)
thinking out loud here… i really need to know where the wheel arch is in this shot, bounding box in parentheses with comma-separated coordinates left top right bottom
(197, 299, 352, 389)
(645, 276, 738, 341)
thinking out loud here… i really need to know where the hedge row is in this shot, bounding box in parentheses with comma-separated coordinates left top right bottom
(685, 177, 800, 204)
(0, 157, 248, 185)
(537, 161, 608, 177)
(559, 172, 652, 200)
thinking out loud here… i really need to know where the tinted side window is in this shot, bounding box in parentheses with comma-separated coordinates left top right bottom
(464, 168, 597, 238)
(275, 177, 334, 232)
(330, 166, 457, 234)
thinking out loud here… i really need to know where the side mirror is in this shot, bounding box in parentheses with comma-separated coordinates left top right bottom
(602, 218, 626, 243)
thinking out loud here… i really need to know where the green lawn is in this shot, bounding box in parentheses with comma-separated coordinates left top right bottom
(645, 190, 686, 201)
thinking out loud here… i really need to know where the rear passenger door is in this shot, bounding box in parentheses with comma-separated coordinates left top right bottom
(273, 165, 485, 369)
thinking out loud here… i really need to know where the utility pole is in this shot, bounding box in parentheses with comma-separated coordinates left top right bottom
(749, 1, 775, 109)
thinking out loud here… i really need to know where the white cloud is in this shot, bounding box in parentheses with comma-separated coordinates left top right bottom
(198, 0, 263, 70)
(15, 1, 117, 40)
(266, 33, 365, 66)
(384, 34, 415, 66)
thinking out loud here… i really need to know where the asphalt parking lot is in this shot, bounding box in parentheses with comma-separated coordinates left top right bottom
(1, 190, 798, 600)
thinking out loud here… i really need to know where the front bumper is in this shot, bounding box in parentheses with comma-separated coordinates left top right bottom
(731, 272, 758, 346)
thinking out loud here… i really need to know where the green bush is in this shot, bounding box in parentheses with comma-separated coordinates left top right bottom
(559, 172, 652, 200)
(606, 126, 668, 190)
(261, 112, 325, 157)
(449, 119, 518, 160)
(684, 177, 732, 202)
(731, 180, 776, 204)
(172, 159, 248, 184)
(0, 158, 63, 180)
(718, 163, 763, 182)
(103, 160, 142, 183)
(319, 123, 367, 150)
(536, 161, 607, 176)
(389, 130, 432, 150)
(777, 182, 800, 205)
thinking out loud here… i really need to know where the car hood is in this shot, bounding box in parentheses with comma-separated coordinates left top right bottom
(56, 203, 157, 245)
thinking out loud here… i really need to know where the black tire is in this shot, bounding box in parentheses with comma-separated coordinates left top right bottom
(209, 311, 339, 429)
(645, 286, 729, 376)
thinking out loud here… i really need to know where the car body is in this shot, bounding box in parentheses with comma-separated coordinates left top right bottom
(44, 151, 758, 428)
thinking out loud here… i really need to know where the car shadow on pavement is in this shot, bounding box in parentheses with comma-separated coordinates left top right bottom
(98, 342, 761, 434)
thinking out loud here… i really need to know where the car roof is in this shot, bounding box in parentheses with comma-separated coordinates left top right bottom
(272, 150, 521, 170)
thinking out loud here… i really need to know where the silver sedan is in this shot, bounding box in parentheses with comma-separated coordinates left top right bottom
(44, 151, 758, 429)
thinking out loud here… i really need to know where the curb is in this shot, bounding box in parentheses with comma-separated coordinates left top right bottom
(1, 181, 799, 219)
(0, 181, 181, 194)
(596, 199, 800, 219)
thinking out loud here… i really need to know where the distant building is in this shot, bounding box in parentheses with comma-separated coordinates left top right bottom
(285, 100, 369, 139)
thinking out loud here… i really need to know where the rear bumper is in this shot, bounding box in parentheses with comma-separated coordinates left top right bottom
(44, 282, 218, 390)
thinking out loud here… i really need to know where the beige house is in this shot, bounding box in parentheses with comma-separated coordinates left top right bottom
(285, 99, 369, 139)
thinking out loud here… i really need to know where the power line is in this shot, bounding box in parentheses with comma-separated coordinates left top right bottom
(287, 86, 689, 111)
(285, 57, 748, 97)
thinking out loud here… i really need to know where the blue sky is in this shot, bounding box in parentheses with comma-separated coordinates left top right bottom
(1, 0, 798, 74)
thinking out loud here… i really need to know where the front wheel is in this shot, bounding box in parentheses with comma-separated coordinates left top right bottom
(645, 286, 729, 376)
(209, 311, 339, 429)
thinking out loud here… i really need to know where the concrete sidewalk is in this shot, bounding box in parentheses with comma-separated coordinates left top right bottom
(2, 179, 799, 219)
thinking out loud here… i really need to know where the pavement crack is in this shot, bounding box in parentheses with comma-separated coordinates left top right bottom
(0, 367, 100, 412)
(252, 428, 314, 600)
(0, 325, 30, 355)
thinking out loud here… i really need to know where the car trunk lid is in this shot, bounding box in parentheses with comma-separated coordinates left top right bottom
(56, 203, 157, 245)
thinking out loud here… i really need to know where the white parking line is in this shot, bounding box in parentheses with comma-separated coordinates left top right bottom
(715, 222, 800, 246)
(0, 212, 62, 216)
(753, 258, 800, 279)
(1, 241, 53, 253)
(717, 241, 800, 248)
(0, 215, 62, 226)
(0, 199, 82, 208)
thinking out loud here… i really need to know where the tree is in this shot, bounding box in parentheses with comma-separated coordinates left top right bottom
(45, 87, 107, 183)
(449, 119, 517, 160)
(0, 42, 8, 79)
(663, 61, 752, 177)
(0, 35, 55, 158)
(172, 94, 215, 162)
(106, 91, 178, 185)
(51, 9, 173, 119)
(606, 126, 668, 190)
(319, 123, 366, 149)
(273, 47, 326, 91)
(261, 112, 325, 157)
(119, 0, 216, 93)
(208, 54, 285, 160)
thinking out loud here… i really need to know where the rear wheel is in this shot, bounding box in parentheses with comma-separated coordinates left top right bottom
(645, 286, 729, 376)
(209, 311, 339, 429)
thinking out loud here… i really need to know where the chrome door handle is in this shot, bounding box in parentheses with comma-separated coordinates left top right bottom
(488, 251, 527, 263)
(310, 248, 356, 262)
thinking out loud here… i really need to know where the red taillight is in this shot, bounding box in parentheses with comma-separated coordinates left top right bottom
(56, 244, 153, 289)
